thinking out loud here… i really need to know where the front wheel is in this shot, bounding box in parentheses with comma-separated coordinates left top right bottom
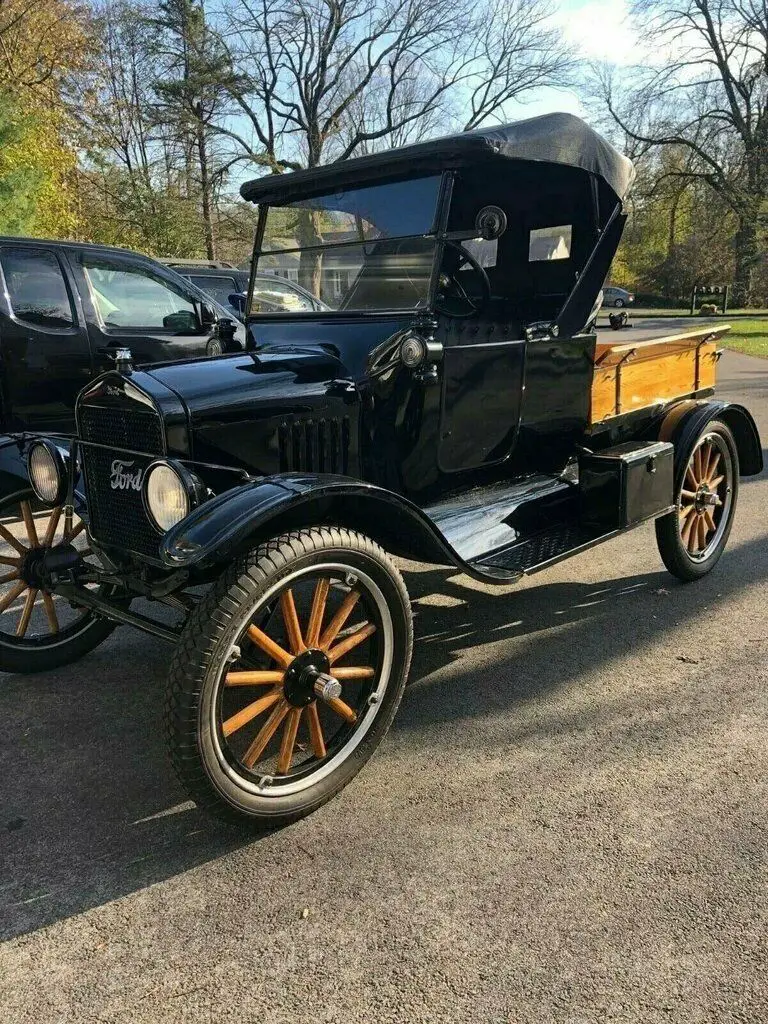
(0, 490, 117, 673)
(165, 527, 413, 828)
(655, 420, 738, 581)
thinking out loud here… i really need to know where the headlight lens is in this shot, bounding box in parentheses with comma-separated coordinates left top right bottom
(29, 442, 65, 505)
(144, 463, 189, 532)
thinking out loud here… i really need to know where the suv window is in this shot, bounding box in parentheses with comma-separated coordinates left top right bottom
(83, 258, 199, 331)
(254, 277, 315, 312)
(0, 247, 75, 329)
(188, 274, 241, 313)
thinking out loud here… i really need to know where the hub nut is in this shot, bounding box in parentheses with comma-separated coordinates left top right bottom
(313, 673, 342, 703)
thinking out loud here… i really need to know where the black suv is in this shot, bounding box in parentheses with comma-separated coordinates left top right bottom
(163, 259, 328, 319)
(0, 239, 246, 433)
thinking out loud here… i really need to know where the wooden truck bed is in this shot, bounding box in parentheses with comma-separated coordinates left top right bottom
(589, 324, 728, 426)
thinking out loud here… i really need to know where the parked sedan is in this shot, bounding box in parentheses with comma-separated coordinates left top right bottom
(603, 285, 635, 307)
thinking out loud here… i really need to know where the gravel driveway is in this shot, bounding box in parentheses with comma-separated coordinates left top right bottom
(1, 349, 767, 1024)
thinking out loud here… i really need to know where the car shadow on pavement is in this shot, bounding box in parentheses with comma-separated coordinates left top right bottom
(0, 531, 766, 941)
(399, 529, 767, 738)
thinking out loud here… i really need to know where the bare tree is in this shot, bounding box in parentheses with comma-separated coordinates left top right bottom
(213, 0, 575, 172)
(597, 0, 768, 304)
(151, 0, 238, 258)
(83, 1, 162, 185)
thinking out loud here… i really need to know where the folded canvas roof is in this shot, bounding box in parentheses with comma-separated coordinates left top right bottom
(241, 112, 635, 207)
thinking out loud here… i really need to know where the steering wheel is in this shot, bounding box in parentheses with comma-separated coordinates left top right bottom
(434, 240, 491, 318)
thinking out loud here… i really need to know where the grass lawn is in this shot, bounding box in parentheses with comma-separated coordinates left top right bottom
(631, 306, 768, 318)
(721, 318, 768, 358)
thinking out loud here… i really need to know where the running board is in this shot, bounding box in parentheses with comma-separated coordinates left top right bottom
(468, 523, 615, 580)
(423, 474, 577, 564)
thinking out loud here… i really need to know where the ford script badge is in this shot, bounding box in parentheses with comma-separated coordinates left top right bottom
(110, 459, 144, 491)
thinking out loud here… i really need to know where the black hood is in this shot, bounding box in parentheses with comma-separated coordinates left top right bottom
(144, 347, 360, 475)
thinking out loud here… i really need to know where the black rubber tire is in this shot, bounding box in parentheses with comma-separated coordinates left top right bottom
(614, 298, 625, 307)
(655, 420, 739, 582)
(0, 489, 118, 675)
(165, 527, 413, 829)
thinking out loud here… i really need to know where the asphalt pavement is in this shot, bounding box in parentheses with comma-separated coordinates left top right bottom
(1, 347, 767, 1024)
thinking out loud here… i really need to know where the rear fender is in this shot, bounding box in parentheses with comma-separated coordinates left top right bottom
(659, 400, 763, 486)
(160, 474, 462, 572)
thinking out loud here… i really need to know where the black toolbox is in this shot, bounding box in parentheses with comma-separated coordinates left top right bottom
(580, 440, 675, 530)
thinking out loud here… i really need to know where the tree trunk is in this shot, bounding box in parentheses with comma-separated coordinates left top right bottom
(196, 121, 216, 261)
(733, 216, 759, 307)
(297, 208, 323, 298)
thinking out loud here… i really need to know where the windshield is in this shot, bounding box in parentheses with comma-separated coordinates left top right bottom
(254, 175, 442, 313)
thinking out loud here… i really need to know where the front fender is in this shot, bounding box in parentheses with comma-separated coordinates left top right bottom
(0, 435, 30, 501)
(160, 473, 463, 572)
(659, 400, 763, 481)
(0, 434, 89, 514)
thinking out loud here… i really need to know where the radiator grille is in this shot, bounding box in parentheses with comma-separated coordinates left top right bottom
(79, 404, 164, 558)
(278, 417, 350, 474)
(79, 405, 164, 453)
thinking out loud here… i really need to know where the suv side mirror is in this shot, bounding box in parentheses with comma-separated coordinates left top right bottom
(199, 301, 217, 328)
(163, 310, 199, 332)
(228, 292, 246, 316)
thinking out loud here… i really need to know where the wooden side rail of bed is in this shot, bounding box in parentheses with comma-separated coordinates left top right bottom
(589, 324, 729, 425)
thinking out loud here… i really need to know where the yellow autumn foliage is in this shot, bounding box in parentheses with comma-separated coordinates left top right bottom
(0, 0, 93, 237)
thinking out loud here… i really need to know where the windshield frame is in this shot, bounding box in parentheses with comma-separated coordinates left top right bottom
(247, 171, 453, 319)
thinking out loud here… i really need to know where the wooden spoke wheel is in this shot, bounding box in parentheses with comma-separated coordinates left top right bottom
(678, 432, 732, 559)
(0, 490, 116, 673)
(166, 527, 413, 828)
(656, 420, 738, 582)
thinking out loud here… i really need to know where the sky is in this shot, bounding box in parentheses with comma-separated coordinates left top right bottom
(225, 0, 641, 191)
(505, 0, 636, 121)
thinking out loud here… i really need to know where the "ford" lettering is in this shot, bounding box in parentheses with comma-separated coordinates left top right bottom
(110, 459, 144, 491)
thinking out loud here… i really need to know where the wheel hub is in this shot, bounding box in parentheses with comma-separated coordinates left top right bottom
(18, 546, 48, 588)
(18, 542, 81, 588)
(282, 648, 332, 707)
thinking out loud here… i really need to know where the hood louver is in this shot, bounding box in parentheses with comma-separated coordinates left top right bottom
(278, 417, 350, 475)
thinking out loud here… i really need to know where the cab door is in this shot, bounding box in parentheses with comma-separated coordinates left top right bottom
(66, 249, 219, 369)
(437, 322, 526, 473)
(0, 244, 93, 432)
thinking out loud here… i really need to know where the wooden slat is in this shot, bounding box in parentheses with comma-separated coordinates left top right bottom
(590, 333, 720, 425)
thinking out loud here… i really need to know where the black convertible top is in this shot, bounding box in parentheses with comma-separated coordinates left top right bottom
(240, 112, 635, 206)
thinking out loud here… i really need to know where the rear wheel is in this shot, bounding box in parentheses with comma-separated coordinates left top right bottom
(166, 527, 413, 829)
(655, 421, 738, 581)
(0, 490, 117, 673)
(614, 298, 625, 307)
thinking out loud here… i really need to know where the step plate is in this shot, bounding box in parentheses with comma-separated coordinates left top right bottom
(472, 523, 607, 576)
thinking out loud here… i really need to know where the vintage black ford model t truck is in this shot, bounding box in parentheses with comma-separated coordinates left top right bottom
(0, 113, 762, 827)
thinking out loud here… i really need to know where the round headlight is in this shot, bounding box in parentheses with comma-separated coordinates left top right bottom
(28, 442, 66, 505)
(400, 333, 427, 368)
(144, 463, 190, 533)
